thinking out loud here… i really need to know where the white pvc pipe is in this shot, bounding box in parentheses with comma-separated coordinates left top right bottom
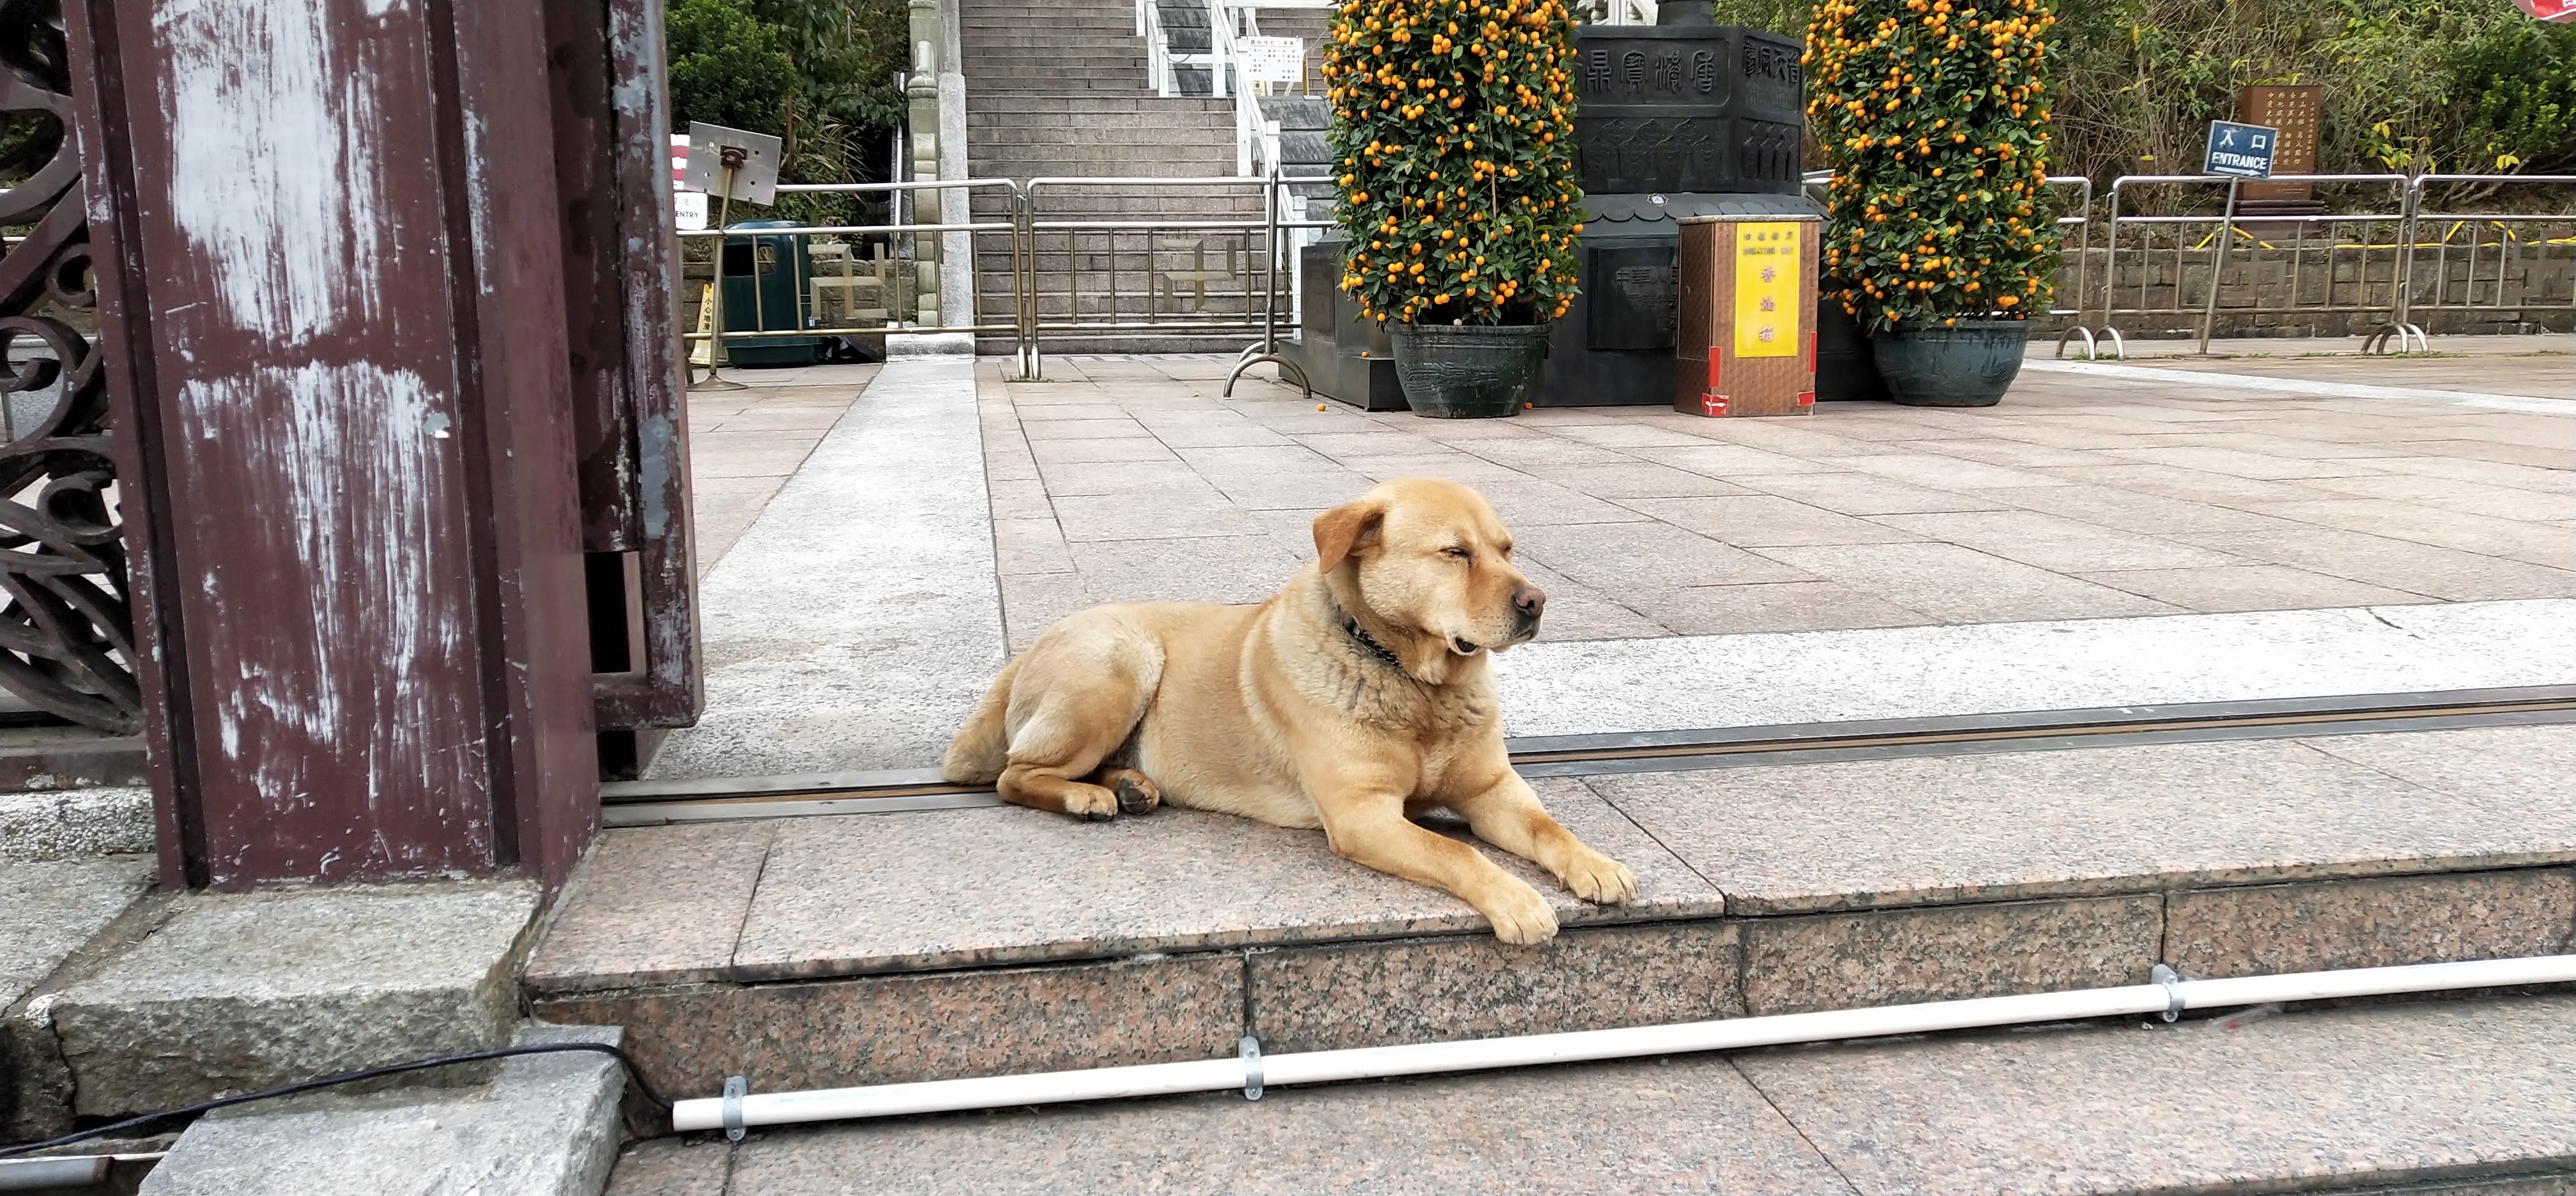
(671, 954, 2576, 1133)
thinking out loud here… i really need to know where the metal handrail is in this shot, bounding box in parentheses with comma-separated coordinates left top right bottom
(679, 171, 2572, 380)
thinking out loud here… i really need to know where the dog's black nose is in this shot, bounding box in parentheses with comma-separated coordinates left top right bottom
(1512, 585, 1547, 620)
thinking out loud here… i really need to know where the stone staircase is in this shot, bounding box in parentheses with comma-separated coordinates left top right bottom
(961, 0, 1272, 353)
(537, 719, 2576, 1193)
(618, 992, 2576, 1194)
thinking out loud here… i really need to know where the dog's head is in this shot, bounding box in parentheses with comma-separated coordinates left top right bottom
(1312, 477, 1545, 661)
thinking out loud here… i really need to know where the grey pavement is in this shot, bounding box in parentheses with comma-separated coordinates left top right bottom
(652, 358, 1002, 779)
(662, 346, 2573, 769)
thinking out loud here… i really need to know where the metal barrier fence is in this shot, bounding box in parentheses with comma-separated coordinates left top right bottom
(682, 172, 2576, 379)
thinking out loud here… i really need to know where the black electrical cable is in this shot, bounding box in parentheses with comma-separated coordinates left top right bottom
(0, 1042, 672, 1160)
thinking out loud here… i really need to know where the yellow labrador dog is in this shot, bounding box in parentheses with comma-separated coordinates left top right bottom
(943, 477, 1635, 944)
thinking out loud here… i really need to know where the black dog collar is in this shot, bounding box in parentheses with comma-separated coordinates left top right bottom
(1345, 620, 1407, 671)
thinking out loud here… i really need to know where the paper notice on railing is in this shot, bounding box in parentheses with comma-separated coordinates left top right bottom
(1239, 36, 1303, 84)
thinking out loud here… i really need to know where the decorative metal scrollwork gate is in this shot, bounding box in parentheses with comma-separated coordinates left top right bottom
(0, 0, 135, 735)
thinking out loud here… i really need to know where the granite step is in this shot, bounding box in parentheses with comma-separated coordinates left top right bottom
(0, 855, 153, 1140)
(8, 878, 544, 1142)
(525, 722, 2576, 1112)
(138, 1023, 627, 1196)
(606, 992, 2576, 1195)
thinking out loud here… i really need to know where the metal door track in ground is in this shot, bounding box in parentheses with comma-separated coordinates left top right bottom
(601, 685, 2576, 826)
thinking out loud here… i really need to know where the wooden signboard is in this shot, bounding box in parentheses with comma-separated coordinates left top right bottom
(2239, 85, 2322, 204)
(1673, 215, 1820, 418)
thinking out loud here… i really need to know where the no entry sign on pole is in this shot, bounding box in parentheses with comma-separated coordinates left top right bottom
(2204, 120, 2280, 179)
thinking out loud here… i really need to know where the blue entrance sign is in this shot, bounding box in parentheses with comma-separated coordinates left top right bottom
(2204, 120, 2280, 179)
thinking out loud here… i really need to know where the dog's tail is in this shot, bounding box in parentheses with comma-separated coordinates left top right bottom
(941, 655, 1022, 785)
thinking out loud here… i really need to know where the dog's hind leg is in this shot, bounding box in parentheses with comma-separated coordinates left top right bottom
(994, 619, 1163, 821)
(941, 656, 1023, 785)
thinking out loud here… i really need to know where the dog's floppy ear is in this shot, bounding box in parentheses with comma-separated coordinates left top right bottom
(1312, 497, 1387, 573)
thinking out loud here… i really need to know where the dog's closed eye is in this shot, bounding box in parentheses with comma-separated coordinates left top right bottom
(1441, 545, 1472, 560)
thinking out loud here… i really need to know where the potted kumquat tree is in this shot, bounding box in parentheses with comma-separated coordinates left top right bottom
(1808, 0, 2060, 406)
(1321, 0, 1584, 417)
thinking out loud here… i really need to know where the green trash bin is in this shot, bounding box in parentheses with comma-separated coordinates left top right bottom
(718, 218, 818, 367)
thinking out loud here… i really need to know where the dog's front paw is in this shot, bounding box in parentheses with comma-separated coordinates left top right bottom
(1561, 850, 1637, 905)
(1480, 880, 1560, 946)
(1063, 786, 1119, 821)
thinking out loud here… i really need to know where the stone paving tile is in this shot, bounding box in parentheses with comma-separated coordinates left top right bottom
(990, 516, 1075, 575)
(1629, 581, 1932, 634)
(2297, 723, 2576, 807)
(2102, 443, 2400, 482)
(1868, 509, 2241, 572)
(1033, 459, 1211, 498)
(1631, 441, 1844, 477)
(1522, 461, 1758, 497)
(2113, 429, 2419, 461)
(966, 355, 2573, 638)
(1050, 493, 1260, 541)
(1512, 558, 1671, 641)
(1827, 452, 2066, 489)
(1735, 994, 2576, 1196)
(2390, 438, 2573, 470)
(726, 779, 1717, 981)
(2073, 563, 2433, 611)
(1460, 477, 1657, 526)
(1992, 483, 2311, 537)
(2177, 526, 2576, 601)
(525, 824, 776, 994)
(1683, 418, 1890, 458)
(2248, 497, 2576, 569)
(1064, 534, 1307, 604)
(1024, 436, 1178, 464)
(1017, 417, 1153, 441)
(720, 1054, 1859, 1196)
(1731, 470, 2009, 515)
(1897, 436, 2109, 469)
(1517, 521, 1813, 590)
(1335, 452, 1537, 484)
(2297, 472, 2576, 524)
(1453, 436, 1642, 469)
(997, 572, 1097, 652)
(1623, 494, 1924, 547)
(1754, 542, 2184, 622)
(1543, 421, 1722, 449)
(2354, 454, 2576, 494)
(1581, 732, 2563, 915)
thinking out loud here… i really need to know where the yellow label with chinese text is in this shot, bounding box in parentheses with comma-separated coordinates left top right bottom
(1731, 222, 1800, 358)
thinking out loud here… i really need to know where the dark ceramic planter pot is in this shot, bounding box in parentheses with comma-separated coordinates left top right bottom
(1871, 318, 2032, 407)
(1813, 300, 1890, 403)
(1388, 322, 1551, 418)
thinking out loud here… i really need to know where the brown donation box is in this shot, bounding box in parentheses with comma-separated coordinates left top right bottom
(1673, 213, 1821, 417)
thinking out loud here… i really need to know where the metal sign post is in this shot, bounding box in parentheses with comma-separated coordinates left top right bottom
(684, 123, 783, 391)
(1222, 165, 1312, 401)
(2198, 120, 2278, 353)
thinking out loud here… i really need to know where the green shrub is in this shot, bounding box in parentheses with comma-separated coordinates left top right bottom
(1323, 0, 1587, 326)
(1715, 0, 2576, 186)
(1808, 0, 2062, 330)
(667, 0, 796, 137)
